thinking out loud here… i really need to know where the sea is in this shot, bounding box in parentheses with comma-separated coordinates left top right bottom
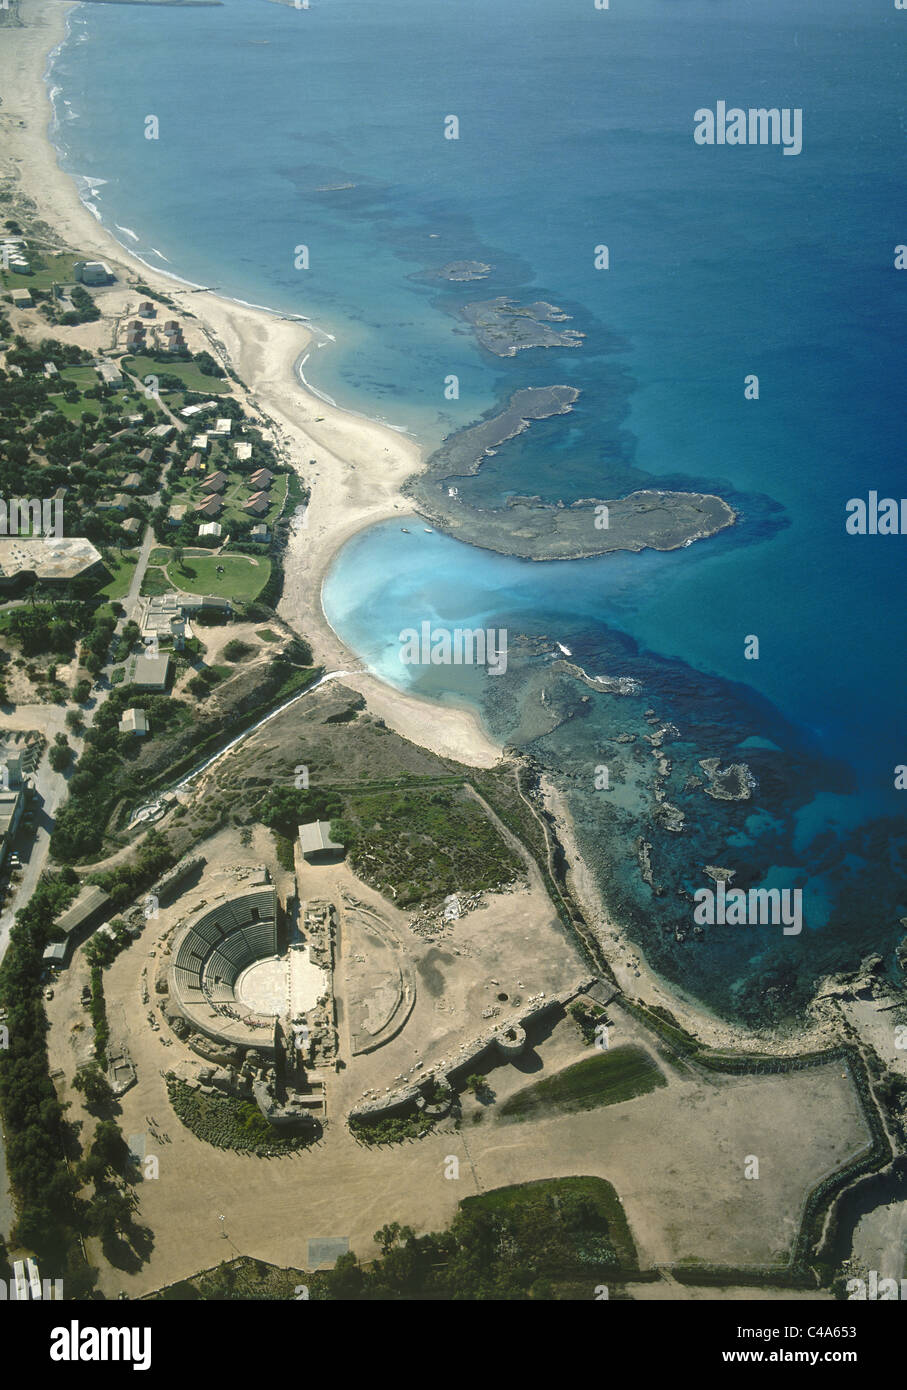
(48, 0, 907, 1022)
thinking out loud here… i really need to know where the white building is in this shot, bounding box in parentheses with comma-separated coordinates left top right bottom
(118, 708, 149, 736)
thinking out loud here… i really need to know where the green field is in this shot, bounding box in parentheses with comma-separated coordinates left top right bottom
(1, 249, 82, 294)
(97, 552, 140, 600)
(461, 1175, 639, 1273)
(58, 366, 100, 390)
(121, 354, 231, 395)
(498, 1046, 666, 1122)
(165, 552, 271, 603)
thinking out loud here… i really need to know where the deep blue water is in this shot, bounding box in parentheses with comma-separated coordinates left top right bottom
(50, 0, 907, 1020)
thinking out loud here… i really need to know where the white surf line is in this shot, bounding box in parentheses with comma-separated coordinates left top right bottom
(294, 351, 416, 435)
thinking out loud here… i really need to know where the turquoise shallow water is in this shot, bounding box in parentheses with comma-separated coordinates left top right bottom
(51, 0, 907, 1019)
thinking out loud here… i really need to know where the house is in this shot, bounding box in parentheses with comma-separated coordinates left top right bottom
(194, 596, 232, 617)
(298, 820, 345, 864)
(123, 472, 143, 490)
(43, 362, 58, 379)
(138, 301, 156, 318)
(10, 288, 33, 309)
(191, 435, 209, 451)
(110, 493, 130, 510)
(141, 592, 231, 645)
(249, 467, 274, 489)
(137, 447, 154, 465)
(184, 452, 202, 474)
(250, 523, 270, 543)
(243, 492, 270, 516)
(198, 521, 223, 539)
(200, 470, 227, 493)
(167, 504, 188, 527)
(131, 653, 171, 692)
(74, 260, 113, 286)
(43, 940, 70, 968)
(179, 401, 217, 419)
(196, 496, 223, 519)
(125, 331, 144, 350)
(163, 320, 180, 333)
(118, 708, 149, 736)
(209, 418, 232, 436)
(234, 442, 253, 462)
(121, 516, 142, 538)
(146, 424, 175, 440)
(96, 361, 123, 386)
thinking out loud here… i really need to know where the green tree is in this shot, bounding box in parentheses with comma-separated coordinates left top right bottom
(72, 1064, 114, 1116)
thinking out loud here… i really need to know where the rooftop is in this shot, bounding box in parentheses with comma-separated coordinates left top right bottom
(56, 884, 112, 936)
(0, 537, 102, 583)
(299, 820, 344, 857)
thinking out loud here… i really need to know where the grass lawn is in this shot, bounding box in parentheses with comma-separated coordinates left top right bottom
(256, 629, 279, 642)
(49, 383, 148, 423)
(498, 1046, 666, 1122)
(58, 366, 99, 390)
(96, 552, 139, 600)
(165, 552, 271, 603)
(49, 395, 95, 423)
(1, 249, 82, 294)
(122, 354, 231, 396)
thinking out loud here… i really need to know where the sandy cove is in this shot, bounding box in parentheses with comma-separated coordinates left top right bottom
(0, 0, 500, 770)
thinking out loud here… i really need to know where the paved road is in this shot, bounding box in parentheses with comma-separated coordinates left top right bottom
(123, 524, 155, 624)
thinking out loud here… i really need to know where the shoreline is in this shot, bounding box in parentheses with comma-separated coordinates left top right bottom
(0, 0, 842, 1052)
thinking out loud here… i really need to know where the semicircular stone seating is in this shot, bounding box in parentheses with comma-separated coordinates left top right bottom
(171, 888, 278, 1016)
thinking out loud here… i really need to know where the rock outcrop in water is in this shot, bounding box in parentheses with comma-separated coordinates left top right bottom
(698, 758, 757, 801)
(406, 382, 736, 560)
(462, 296, 585, 355)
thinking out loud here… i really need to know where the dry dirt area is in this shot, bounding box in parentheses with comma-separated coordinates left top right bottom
(44, 818, 877, 1298)
(169, 621, 283, 700)
(458, 1009, 872, 1271)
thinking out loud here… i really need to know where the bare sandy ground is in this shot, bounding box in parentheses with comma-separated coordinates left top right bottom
(0, 0, 500, 769)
